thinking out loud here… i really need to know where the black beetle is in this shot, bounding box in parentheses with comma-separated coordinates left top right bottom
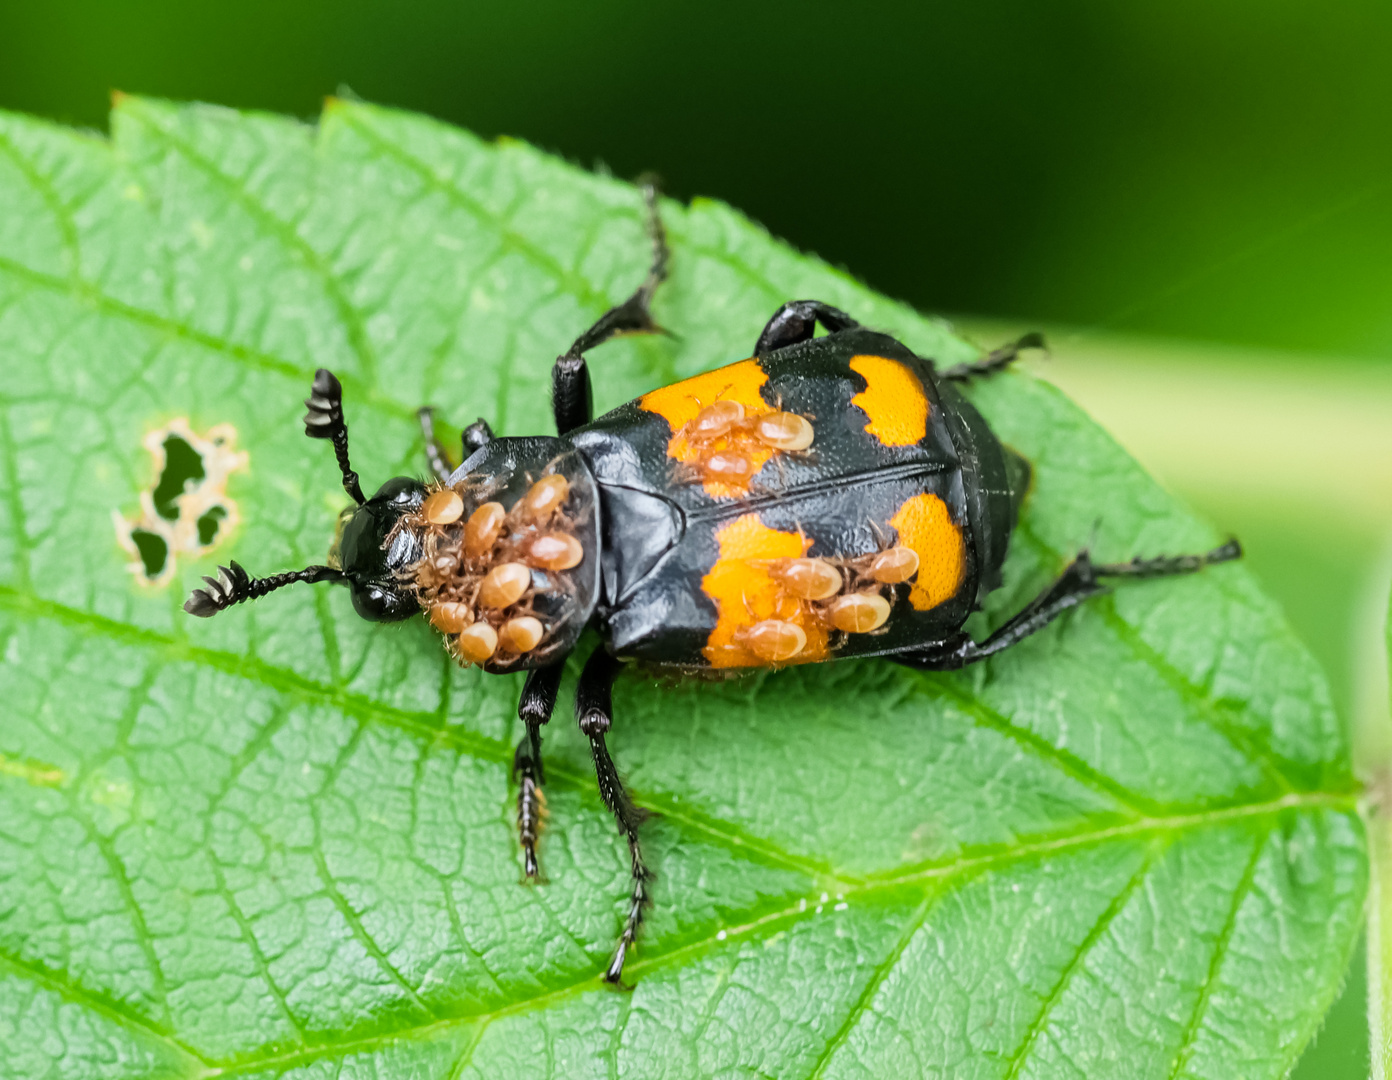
(185, 183, 1239, 983)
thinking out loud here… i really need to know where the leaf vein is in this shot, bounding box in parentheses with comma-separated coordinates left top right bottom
(1001, 838, 1167, 1079)
(0, 948, 210, 1071)
(121, 104, 381, 386)
(0, 126, 82, 282)
(806, 889, 945, 1080)
(1166, 827, 1268, 1079)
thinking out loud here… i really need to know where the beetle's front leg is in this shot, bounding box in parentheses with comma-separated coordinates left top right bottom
(513, 662, 565, 879)
(574, 646, 651, 985)
(551, 180, 669, 435)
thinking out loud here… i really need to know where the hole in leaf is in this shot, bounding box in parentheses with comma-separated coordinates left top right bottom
(130, 529, 169, 578)
(197, 505, 227, 545)
(151, 436, 206, 520)
(114, 419, 248, 587)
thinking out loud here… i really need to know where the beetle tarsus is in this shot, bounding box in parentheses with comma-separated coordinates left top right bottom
(417, 407, 455, 483)
(575, 647, 652, 985)
(941, 331, 1046, 382)
(604, 832, 652, 987)
(514, 663, 565, 879)
(516, 768, 544, 879)
(1092, 538, 1242, 578)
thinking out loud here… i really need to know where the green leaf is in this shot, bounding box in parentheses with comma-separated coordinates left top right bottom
(0, 97, 1365, 1079)
(1372, 583, 1392, 1079)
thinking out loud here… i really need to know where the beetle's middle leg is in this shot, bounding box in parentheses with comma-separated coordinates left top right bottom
(551, 179, 670, 436)
(892, 540, 1241, 671)
(574, 646, 651, 985)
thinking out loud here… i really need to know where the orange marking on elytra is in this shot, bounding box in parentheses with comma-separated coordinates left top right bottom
(701, 514, 829, 668)
(639, 359, 776, 497)
(888, 493, 965, 611)
(849, 355, 929, 446)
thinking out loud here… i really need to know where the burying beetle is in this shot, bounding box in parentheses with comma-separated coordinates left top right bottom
(186, 183, 1239, 983)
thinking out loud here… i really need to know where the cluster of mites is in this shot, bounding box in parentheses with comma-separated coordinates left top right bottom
(733, 544, 921, 664)
(677, 399, 815, 484)
(405, 473, 581, 666)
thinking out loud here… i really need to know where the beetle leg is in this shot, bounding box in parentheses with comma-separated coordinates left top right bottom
(574, 646, 651, 985)
(462, 417, 493, 455)
(418, 410, 493, 483)
(940, 332, 1046, 383)
(891, 540, 1241, 671)
(552, 179, 670, 435)
(753, 300, 859, 355)
(514, 661, 566, 879)
(416, 407, 455, 483)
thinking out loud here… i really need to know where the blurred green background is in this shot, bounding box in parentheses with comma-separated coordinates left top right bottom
(4, 2, 1390, 1074)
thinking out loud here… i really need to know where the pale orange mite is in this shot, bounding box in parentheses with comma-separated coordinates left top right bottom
(526, 532, 584, 570)
(422, 487, 464, 525)
(754, 411, 814, 451)
(772, 557, 842, 600)
(741, 619, 807, 663)
(869, 545, 920, 584)
(464, 501, 506, 556)
(827, 592, 892, 633)
(689, 400, 745, 438)
(500, 616, 546, 653)
(480, 562, 532, 608)
(457, 621, 498, 663)
(429, 601, 470, 634)
(523, 474, 570, 520)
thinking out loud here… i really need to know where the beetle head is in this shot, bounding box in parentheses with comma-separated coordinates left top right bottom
(183, 369, 426, 624)
(328, 476, 427, 621)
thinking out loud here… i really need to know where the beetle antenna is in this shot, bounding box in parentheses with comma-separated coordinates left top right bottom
(304, 368, 366, 505)
(184, 560, 344, 617)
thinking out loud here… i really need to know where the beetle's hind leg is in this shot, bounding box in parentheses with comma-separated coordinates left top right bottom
(574, 647, 651, 985)
(514, 662, 565, 879)
(940, 332, 1046, 383)
(552, 178, 670, 435)
(892, 540, 1241, 671)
